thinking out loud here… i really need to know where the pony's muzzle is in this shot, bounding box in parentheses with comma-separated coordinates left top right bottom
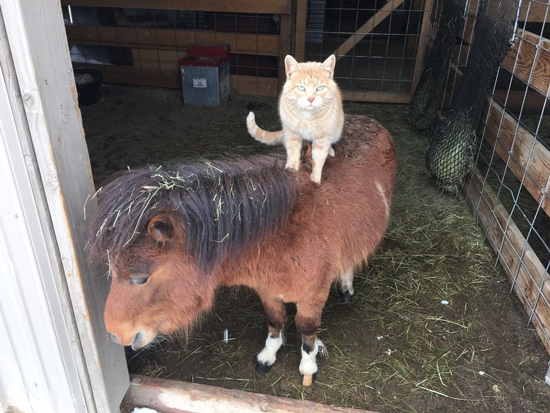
(108, 332, 120, 345)
(107, 330, 145, 350)
(131, 331, 145, 350)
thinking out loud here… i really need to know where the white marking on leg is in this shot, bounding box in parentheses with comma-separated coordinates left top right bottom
(375, 181, 390, 218)
(299, 339, 327, 375)
(257, 331, 284, 366)
(341, 268, 355, 296)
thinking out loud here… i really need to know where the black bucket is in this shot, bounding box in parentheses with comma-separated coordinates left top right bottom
(74, 68, 103, 106)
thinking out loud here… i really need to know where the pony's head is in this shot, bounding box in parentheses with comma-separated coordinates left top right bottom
(103, 211, 210, 349)
(88, 157, 296, 349)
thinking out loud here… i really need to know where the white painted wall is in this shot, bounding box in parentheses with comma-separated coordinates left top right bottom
(0, 64, 88, 413)
(0, 1, 129, 411)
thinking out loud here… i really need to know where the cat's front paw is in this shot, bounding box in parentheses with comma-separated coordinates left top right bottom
(285, 159, 300, 171)
(310, 171, 322, 184)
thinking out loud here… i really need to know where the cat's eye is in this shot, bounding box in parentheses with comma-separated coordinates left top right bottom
(316, 85, 325, 91)
(129, 276, 149, 286)
(297, 85, 305, 91)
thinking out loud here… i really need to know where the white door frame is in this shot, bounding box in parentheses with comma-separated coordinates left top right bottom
(0, 1, 128, 412)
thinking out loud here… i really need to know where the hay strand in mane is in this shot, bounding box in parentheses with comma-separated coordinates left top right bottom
(88, 155, 297, 272)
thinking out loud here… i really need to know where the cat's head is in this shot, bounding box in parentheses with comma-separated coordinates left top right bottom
(282, 55, 338, 111)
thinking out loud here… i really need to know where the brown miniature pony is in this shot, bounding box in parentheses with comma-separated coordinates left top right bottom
(88, 115, 396, 385)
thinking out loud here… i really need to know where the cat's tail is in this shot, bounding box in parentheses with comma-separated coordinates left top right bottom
(246, 112, 284, 144)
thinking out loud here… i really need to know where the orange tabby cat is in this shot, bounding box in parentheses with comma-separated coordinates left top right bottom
(246, 54, 344, 183)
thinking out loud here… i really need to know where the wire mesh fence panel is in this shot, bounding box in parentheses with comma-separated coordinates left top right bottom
(456, 0, 550, 354)
(408, 0, 550, 354)
(295, 0, 435, 103)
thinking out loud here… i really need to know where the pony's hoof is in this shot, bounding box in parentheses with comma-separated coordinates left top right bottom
(338, 289, 353, 303)
(255, 361, 272, 376)
(300, 373, 316, 386)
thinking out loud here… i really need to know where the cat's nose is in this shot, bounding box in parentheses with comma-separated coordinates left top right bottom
(307, 96, 315, 103)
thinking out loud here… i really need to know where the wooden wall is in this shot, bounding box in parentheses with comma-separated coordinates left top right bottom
(64, 0, 290, 96)
(442, 1, 550, 354)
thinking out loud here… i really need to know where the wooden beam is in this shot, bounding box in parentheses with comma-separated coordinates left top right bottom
(410, 0, 435, 97)
(295, 0, 307, 61)
(66, 25, 279, 56)
(502, 29, 550, 97)
(464, 170, 550, 355)
(481, 99, 550, 217)
(61, 0, 292, 14)
(333, 0, 405, 60)
(278, 14, 292, 91)
(125, 375, 378, 413)
(341, 90, 410, 103)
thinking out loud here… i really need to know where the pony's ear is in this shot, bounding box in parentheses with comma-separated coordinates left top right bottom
(322, 55, 336, 78)
(147, 214, 175, 245)
(285, 55, 299, 78)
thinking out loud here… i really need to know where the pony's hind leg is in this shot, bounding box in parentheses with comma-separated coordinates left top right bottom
(256, 296, 287, 375)
(296, 304, 327, 386)
(338, 267, 355, 303)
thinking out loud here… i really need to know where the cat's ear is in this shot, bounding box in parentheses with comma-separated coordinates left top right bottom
(285, 55, 299, 78)
(322, 55, 336, 78)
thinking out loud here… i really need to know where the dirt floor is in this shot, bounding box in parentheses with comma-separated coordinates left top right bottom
(82, 85, 550, 413)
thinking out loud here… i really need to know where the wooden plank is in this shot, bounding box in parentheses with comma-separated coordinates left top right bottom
(66, 25, 279, 56)
(502, 29, 550, 97)
(493, 90, 550, 115)
(481, 99, 550, 217)
(464, 170, 550, 355)
(452, 44, 470, 67)
(61, 0, 292, 14)
(231, 75, 278, 96)
(73, 62, 279, 95)
(460, 11, 476, 45)
(278, 14, 292, 91)
(341, 90, 410, 103)
(2, 1, 129, 412)
(333, 0, 405, 60)
(410, 0, 435, 97)
(518, 0, 550, 22)
(469, 0, 550, 23)
(126, 375, 378, 413)
(295, 0, 307, 61)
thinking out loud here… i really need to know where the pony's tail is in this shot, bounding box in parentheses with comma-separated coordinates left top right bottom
(246, 112, 284, 144)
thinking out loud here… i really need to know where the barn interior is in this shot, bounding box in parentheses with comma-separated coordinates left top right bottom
(64, 0, 550, 412)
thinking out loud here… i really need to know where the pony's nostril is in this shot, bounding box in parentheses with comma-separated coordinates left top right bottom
(131, 331, 144, 350)
(109, 333, 120, 345)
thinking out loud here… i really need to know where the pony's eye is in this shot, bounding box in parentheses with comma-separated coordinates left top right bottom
(297, 85, 305, 91)
(316, 85, 325, 91)
(129, 276, 149, 286)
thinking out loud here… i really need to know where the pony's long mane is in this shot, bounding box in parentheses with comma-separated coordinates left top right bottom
(88, 155, 297, 271)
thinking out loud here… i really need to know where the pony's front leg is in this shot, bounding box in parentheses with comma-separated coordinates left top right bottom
(256, 296, 287, 375)
(296, 305, 327, 386)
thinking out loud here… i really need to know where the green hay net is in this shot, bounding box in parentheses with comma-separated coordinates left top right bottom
(410, 0, 516, 193)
